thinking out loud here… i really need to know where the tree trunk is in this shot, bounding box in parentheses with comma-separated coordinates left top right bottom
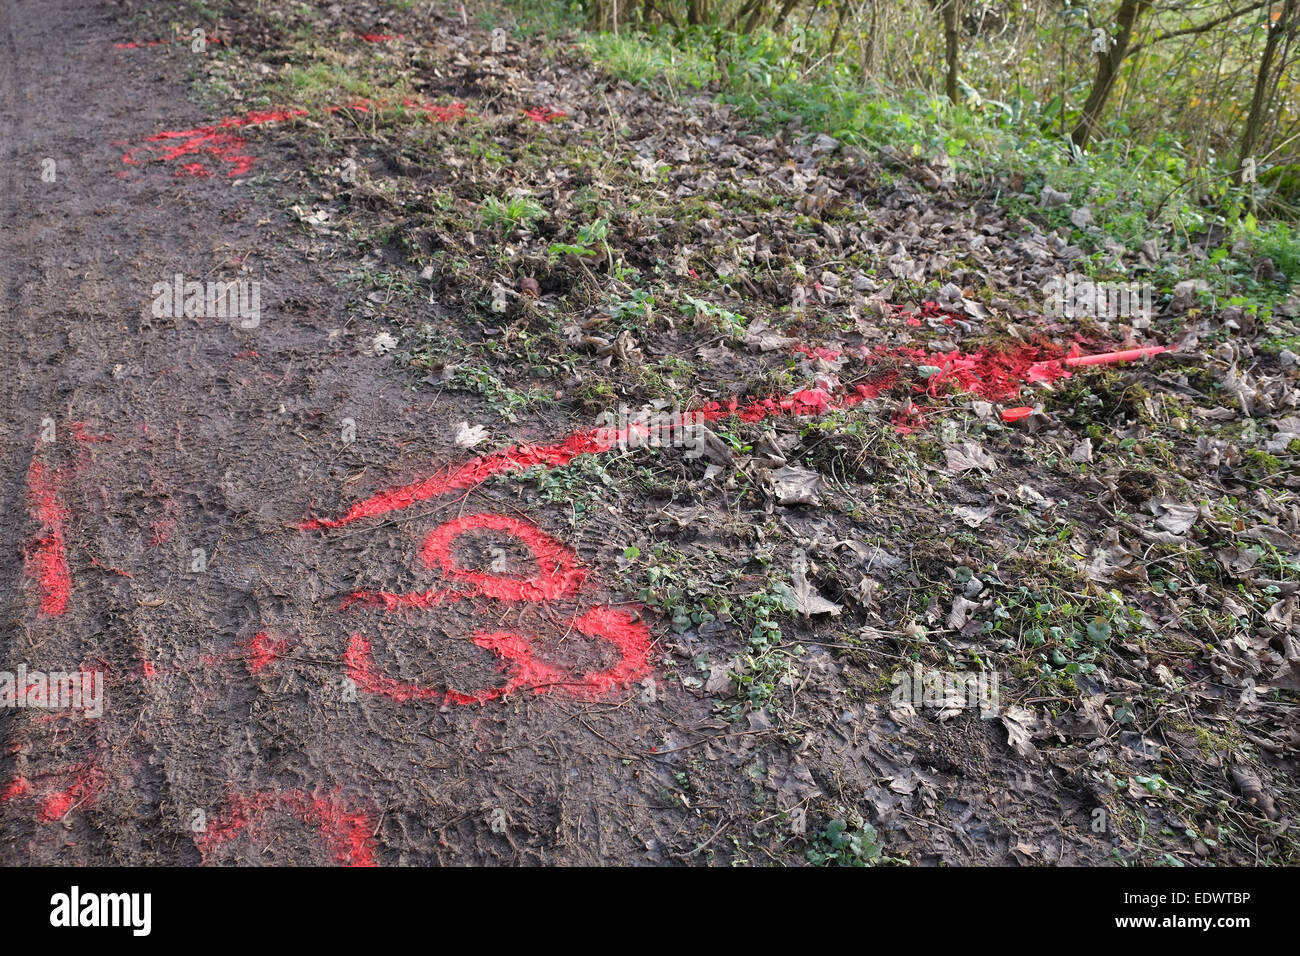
(1236, 0, 1297, 185)
(1070, 0, 1152, 149)
(941, 0, 961, 103)
(773, 0, 800, 32)
(829, 0, 849, 54)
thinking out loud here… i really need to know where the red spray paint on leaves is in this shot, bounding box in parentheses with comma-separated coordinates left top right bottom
(522, 107, 566, 123)
(301, 428, 617, 529)
(403, 98, 472, 122)
(304, 341, 1169, 530)
(195, 790, 376, 866)
(303, 389, 843, 529)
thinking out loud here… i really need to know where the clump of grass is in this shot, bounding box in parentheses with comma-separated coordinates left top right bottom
(478, 195, 546, 233)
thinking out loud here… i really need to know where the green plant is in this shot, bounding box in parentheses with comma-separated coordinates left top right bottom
(479, 195, 546, 233)
(807, 818, 882, 866)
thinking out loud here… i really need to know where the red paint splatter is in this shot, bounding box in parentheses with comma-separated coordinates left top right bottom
(354, 33, 405, 42)
(119, 109, 307, 178)
(1001, 406, 1034, 423)
(404, 98, 472, 122)
(241, 632, 290, 675)
(2, 762, 105, 821)
(1, 778, 31, 804)
(39, 766, 105, 822)
(196, 790, 376, 866)
(522, 107, 566, 123)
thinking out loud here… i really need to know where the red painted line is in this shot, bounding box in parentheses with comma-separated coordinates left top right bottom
(24, 460, 71, 617)
(339, 586, 464, 612)
(1065, 345, 1168, 367)
(301, 388, 839, 530)
(121, 99, 474, 178)
(195, 790, 376, 866)
(403, 98, 472, 122)
(302, 428, 616, 529)
(301, 336, 1171, 531)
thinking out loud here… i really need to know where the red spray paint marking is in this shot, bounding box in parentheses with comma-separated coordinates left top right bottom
(302, 388, 838, 530)
(22, 424, 113, 615)
(1, 778, 31, 803)
(121, 100, 476, 179)
(522, 107, 566, 123)
(404, 98, 472, 122)
(195, 790, 376, 866)
(1, 762, 105, 821)
(39, 765, 105, 822)
(304, 340, 1169, 530)
(336, 513, 651, 705)
(797, 340, 1169, 402)
(343, 631, 557, 705)
(241, 631, 290, 675)
(354, 33, 405, 42)
(118, 109, 308, 178)
(24, 460, 71, 617)
(343, 605, 651, 706)
(421, 514, 587, 602)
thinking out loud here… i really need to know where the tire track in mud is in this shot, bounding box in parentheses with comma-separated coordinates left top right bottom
(0, 0, 166, 864)
(0, 0, 281, 863)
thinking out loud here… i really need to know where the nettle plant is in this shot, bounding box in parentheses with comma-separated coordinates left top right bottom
(547, 217, 611, 260)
